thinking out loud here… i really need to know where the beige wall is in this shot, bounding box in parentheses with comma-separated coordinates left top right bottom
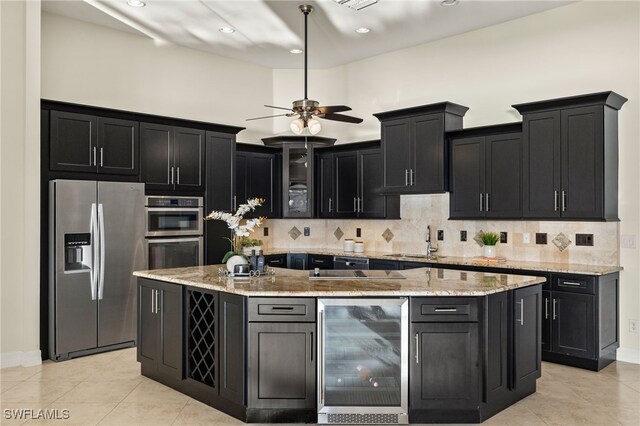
(269, 1, 640, 361)
(0, 0, 41, 367)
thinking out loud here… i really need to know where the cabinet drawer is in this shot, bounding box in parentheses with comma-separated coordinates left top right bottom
(264, 254, 287, 268)
(308, 254, 334, 269)
(552, 274, 595, 294)
(248, 297, 316, 322)
(411, 297, 478, 322)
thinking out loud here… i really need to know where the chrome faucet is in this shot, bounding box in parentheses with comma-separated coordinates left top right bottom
(426, 225, 438, 259)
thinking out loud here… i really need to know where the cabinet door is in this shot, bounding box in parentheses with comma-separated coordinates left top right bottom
(235, 153, 248, 210)
(485, 132, 522, 218)
(552, 291, 595, 359)
(137, 283, 159, 365)
(265, 254, 287, 268)
(358, 148, 386, 218)
(97, 117, 139, 175)
(560, 106, 604, 219)
(410, 322, 479, 410)
(158, 283, 183, 379)
(174, 127, 205, 190)
(287, 253, 307, 270)
(205, 131, 235, 212)
(248, 322, 316, 409)
(219, 293, 246, 405)
(412, 114, 446, 192)
(513, 285, 542, 387)
(542, 291, 552, 353)
(334, 152, 358, 217)
(369, 259, 399, 270)
(50, 111, 98, 172)
(283, 144, 313, 218)
(318, 152, 334, 218)
(381, 118, 412, 192)
(140, 122, 173, 190)
(522, 111, 561, 218)
(484, 292, 509, 404)
(247, 152, 278, 218)
(449, 136, 485, 218)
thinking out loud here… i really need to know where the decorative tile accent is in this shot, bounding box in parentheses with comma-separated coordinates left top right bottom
(382, 228, 394, 243)
(474, 231, 485, 247)
(334, 227, 344, 240)
(552, 232, 572, 252)
(288, 226, 302, 240)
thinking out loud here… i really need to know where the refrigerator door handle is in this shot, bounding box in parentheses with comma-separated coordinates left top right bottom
(90, 203, 98, 300)
(98, 204, 106, 300)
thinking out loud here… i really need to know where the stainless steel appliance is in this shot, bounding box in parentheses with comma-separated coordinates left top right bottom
(317, 298, 409, 425)
(49, 180, 145, 361)
(145, 196, 203, 269)
(333, 256, 370, 270)
(309, 270, 405, 280)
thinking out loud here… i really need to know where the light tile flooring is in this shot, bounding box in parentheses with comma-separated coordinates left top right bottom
(1, 348, 639, 425)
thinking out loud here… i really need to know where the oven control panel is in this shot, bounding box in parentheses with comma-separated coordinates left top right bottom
(146, 196, 202, 207)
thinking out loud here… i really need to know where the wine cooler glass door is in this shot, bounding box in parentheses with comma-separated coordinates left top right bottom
(318, 298, 408, 421)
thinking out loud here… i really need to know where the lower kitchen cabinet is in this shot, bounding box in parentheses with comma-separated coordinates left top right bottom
(369, 259, 400, 270)
(137, 278, 183, 380)
(264, 253, 287, 268)
(308, 254, 334, 269)
(287, 253, 308, 270)
(513, 285, 542, 387)
(248, 322, 316, 409)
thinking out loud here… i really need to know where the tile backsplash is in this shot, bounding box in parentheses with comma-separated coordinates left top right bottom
(260, 194, 619, 266)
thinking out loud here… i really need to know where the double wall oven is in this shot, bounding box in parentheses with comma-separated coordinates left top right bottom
(145, 196, 203, 270)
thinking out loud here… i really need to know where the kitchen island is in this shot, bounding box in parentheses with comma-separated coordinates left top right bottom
(134, 265, 545, 424)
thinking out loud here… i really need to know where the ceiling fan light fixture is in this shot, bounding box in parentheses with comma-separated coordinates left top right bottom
(440, 0, 459, 6)
(126, 0, 146, 7)
(219, 27, 236, 34)
(290, 118, 305, 135)
(290, 48, 303, 54)
(355, 27, 371, 34)
(307, 118, 322, 135)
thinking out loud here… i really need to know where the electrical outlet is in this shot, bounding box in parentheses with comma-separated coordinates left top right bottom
(536, 233, 547, 245)
(523, 233, 531, 244)
(500, 232, 508, 244)
(630, 319, 639, 334)
(621, 234, 637, 249)
(304, 227, 310, 236)
(356, 228, 362, 238)
(263, 227, 269, 237)
(460, 230, 467, 242)
(576, 233, 594, 246)
(437, 230, 444, 241)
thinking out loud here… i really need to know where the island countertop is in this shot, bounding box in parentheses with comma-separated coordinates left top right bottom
(133, 265, 545, 297)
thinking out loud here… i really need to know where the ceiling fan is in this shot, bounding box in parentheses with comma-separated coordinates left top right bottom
(246, 4, 363, 135)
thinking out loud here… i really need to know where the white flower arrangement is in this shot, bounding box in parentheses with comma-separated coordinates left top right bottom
(205, 198, 266, 262)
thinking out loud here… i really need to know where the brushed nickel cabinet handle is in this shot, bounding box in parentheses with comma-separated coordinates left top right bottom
(99, 148, 104, 167)
(155, 289, 160, 314)
(516, 298, 524, 325)
(553, 298, 557, 320)
(411, 169, 415, 186)
(353, 197, 357, 213)
(177, 167, 180, 185)
(151, 289, 154, 313)
(328, 197, 332, 213)
(562, 191, 567, 212)
(480, 193, 484, 212)
(93, 147, 97, 166)
(561, 281, 582, 286)
(434, 308, 457, 312)
(545, 297, 549, 319)
(554, 190, 558, 212)
(170, 167, 174, 185)
(486, 193, 490, 212)
(415, 332, 419, 364)
(405, 169, 409, 186)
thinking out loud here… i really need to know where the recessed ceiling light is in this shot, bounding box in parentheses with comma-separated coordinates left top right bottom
(355, 27, 371, 34)
(290, 49, 303, 54)
(219, 27, 236, 34)
(441, 0, 459, 6)
(126, 0, 146, 7)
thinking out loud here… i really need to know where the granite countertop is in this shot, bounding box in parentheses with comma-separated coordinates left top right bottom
(133, 265, 545, 297)
(265, 248, 622, 276)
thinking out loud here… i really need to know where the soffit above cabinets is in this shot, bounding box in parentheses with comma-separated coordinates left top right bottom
(42, 0, 571, 69)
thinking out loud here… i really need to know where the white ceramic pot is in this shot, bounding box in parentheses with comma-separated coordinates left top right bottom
(483, 245, 497, 258)
(226, 255, 249, 272)
(354, 242, 365, 253)
(343, 239, 355, 252)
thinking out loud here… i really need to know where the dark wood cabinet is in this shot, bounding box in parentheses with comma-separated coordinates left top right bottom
(334, 152, 359, 217)
(513, 284, 542, 387)
(369, 259, 399, 270)
(541, 272, 618, 371)
(287, 253, 308, 270)
(236, 145, 280, 218)
(248, 322, 316, 409)
(374, 103, 468, 194)
(308, 254, 334, 269)
(264, 253, 287, 268)
(514, 91, 626, 220)
(141, 123, 204, 192)
(449, 124, 522, 219)
(219, 293, 246, 405)
(50, 111, 138, 175)
(137, 278, 183, 380)
(206, 131, 236, 212)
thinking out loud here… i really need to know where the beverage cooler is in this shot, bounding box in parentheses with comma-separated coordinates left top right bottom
(317, 298, 409, 425)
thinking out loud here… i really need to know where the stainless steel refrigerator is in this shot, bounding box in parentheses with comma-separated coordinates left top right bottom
(49, 180, 145, 361)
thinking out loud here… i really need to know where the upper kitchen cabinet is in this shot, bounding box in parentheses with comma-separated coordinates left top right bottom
(50, 110, 138, 176)
(263, 136, 335, 218)
(513, 91, 627, 221)
(140, 123, 204, 192)
(317, 141, 400, 219)
(374, 102, 468, 194)
(206, 131, 236, 212)
(449, 123, 523, 219)
(236, 144, 281, 218)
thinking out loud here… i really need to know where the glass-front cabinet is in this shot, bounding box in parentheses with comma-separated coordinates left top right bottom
(317, 298, 409, 425)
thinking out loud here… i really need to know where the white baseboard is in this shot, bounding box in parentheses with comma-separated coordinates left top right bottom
(0, 350, 42, 369)
(617, 347, 640, 364)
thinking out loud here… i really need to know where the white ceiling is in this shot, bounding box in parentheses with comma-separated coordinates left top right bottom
(42, 0, 571, 69)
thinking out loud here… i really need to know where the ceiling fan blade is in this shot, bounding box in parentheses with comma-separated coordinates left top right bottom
(264, 105, 294, 112)
(246, 113, 291, 121)
(321, 113, 364, 124)
(317, 105, 352, 114)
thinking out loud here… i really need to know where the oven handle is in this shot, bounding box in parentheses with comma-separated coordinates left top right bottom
(146, 237, 203, 244)
(146, 207, 203, 213)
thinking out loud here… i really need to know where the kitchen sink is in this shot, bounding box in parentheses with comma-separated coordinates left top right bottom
(385, 253, 446, 260)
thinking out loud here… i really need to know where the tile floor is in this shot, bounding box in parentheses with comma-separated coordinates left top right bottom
(1, 348, 639, 425)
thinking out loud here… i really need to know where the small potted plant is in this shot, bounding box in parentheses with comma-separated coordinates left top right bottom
(481, 232, 500, 259)
(241, 238, 264, 255)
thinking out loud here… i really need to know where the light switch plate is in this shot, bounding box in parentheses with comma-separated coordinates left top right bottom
(523, 233, 531, 244)
(621, 234, 637, 249)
